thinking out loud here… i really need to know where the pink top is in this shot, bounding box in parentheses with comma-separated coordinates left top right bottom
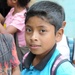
(4, 8, 26, 47)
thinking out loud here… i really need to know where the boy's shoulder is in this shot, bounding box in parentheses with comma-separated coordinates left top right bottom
(51, 53, 75, 75)
(56, 59, 75, 75)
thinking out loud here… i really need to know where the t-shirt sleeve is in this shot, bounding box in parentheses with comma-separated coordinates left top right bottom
(10, 14, 25, 31)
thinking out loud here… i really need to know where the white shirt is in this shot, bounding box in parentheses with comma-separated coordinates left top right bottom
(56, 34, 70, 60)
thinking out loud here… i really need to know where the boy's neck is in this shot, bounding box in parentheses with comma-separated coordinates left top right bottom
(32, 49, 51, 66)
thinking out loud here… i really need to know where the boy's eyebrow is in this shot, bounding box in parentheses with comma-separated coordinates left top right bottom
(38, 26, 46, 28)
(26, 25, 46, 28)
(26, 25, 31, 27)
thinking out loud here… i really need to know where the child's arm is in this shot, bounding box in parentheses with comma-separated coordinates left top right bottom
(0, 12, 24, 34)
(0, 23, 17, 34)
(12, 66, 20, 75)
(0, 13, 5, 24)
(0, 23, 6, 33)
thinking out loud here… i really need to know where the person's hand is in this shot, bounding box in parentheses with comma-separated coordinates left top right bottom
(0, 23, 6, 33)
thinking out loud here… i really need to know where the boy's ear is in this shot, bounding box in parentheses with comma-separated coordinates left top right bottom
(56, 28, 64, 42)
(62, 21, 66, 28)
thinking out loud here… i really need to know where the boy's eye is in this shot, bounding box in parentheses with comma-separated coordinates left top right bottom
(26, 28, 32, 33)
(40, 29, 46, 33)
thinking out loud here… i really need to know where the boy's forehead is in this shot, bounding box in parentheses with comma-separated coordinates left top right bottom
(26, 16, 53, 27)
(26, 23, 55, 32)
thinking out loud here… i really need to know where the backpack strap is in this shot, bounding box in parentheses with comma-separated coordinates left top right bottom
(73, 38, 75, 64)
(22, 52, 29, 70)
(50, 54, 68, 75)
(66, 37, 74, 63)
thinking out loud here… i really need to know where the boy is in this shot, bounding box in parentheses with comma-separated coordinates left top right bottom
(22, 1, 75, 75)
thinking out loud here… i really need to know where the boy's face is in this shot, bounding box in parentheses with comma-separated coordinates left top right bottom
(25, 16, 63, 55)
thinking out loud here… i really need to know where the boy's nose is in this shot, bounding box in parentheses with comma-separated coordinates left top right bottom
(30, 32, 38, 41)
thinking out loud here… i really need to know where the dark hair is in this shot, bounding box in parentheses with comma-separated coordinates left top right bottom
(25, 1, 65, 32)
(18, 0, 31, 7)
(0, 0, 11, 17)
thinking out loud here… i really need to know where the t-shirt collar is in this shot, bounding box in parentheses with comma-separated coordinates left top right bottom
(23, 44, 56, 71)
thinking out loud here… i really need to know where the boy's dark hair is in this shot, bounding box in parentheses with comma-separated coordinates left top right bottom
(25, 1, 65, 32)
(18, 0, 31, 7)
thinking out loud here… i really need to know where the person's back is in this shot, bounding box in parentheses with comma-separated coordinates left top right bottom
(0, 33, 20, 75)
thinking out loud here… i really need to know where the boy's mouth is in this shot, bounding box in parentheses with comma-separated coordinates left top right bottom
(29, 44, 41, 49)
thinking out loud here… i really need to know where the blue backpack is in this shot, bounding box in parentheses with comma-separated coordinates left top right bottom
(66, 37, 75, 63)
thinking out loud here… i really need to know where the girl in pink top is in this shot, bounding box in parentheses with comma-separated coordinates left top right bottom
(0, 0, 30, 47)
(4, 7, 26, 47)
(0, 0, 30, 69)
